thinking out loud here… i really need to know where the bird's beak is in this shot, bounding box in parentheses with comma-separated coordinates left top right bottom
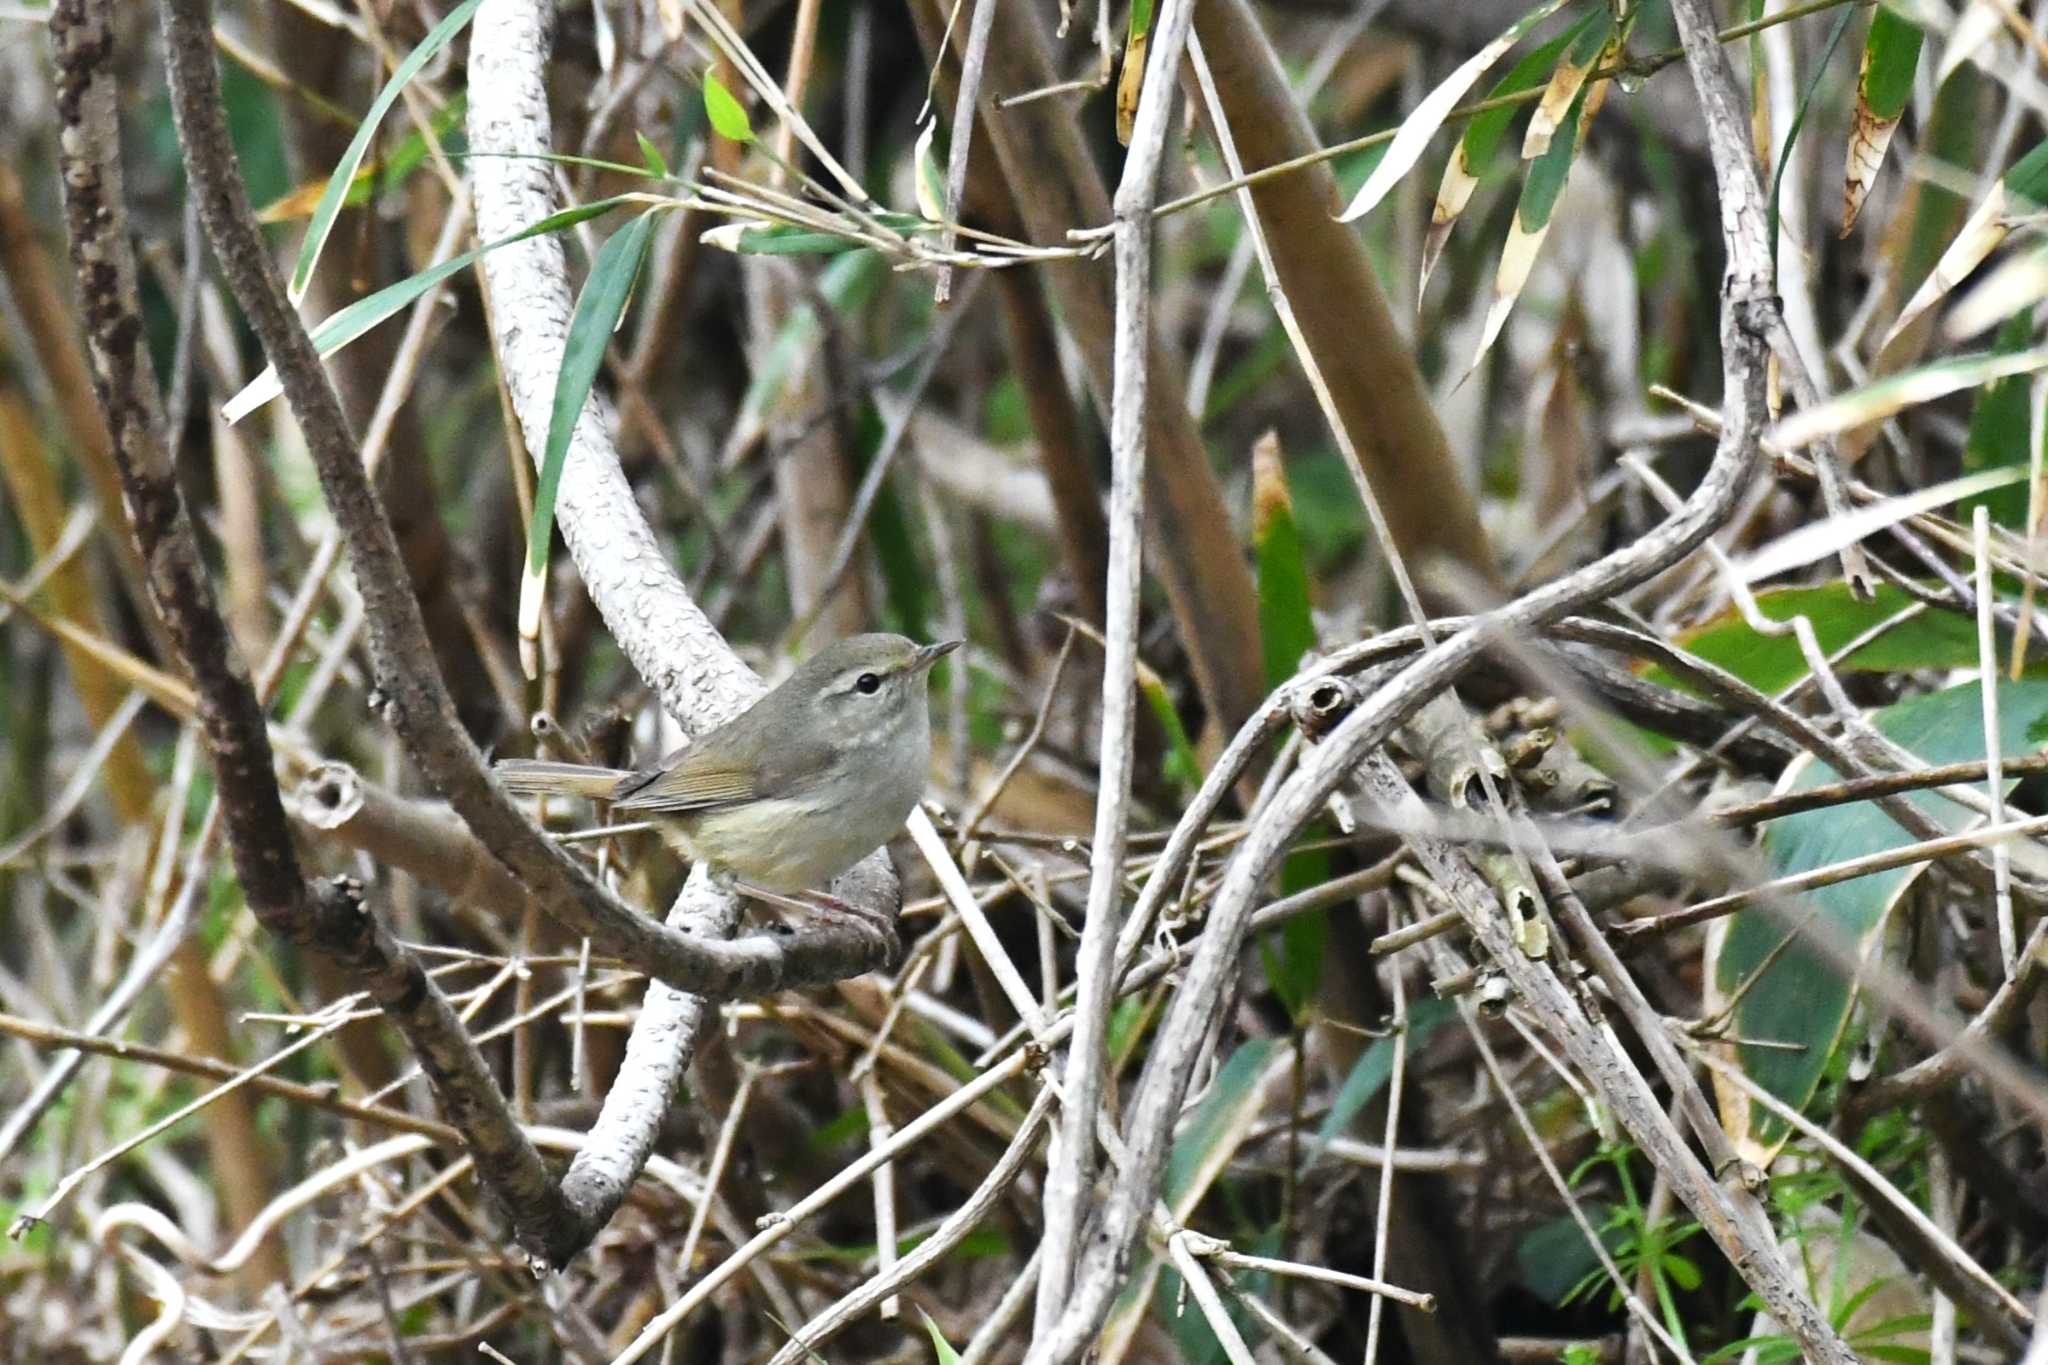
(913, 639, 963, 671)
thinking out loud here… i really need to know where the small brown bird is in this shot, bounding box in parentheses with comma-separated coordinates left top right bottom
(496, 634, 958, 909)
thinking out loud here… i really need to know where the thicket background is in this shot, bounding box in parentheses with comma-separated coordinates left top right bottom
(4, 0, 2048, 1361)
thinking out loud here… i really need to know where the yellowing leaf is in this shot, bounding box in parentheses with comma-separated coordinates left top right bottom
(1521, 14, 1610, 160)
(1947, 243, 2048, 340)
(1882, 141, 2048, 347)
(913, 118, 945, 221)
(1114, 24, 1150, 146)
(1419, 12, 1595, 300)
(1468, 74, 1603, 375)
(1769, 345, 2048, 450)
(1843, 6, 1923, 234)
(1337, 0, 1573, 223)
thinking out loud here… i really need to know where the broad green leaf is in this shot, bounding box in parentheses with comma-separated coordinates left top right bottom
(289, 0, 483, 304)
(1648, 583, 1986, 697)
(1338, 0, 1577, 223)
(1097, 1041, 1284, 1363)
(226, 196, 630, 422)
(1422, 13, 1595, 297)
(518, 210, 660, 646)
(1769, 345, 2048, 449)
(1883, 140, 2048, 346)
(1250, 433, 1326, 1011)
(1311, 999, 1455, 1156)
(1843, 5, 1922, 233)
(1960, 306, 2038, 529)
(1166, 1039, 1280, 1210)
(1714, 680, 2048, 1151)
(1251, 434, 1315, 689)
(704, 70, 754, 143)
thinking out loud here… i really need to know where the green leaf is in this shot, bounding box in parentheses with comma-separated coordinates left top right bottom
(1311, 999, 1454, 1157)
(921, 1311, 963, 1365)
(1517, 1206, 1625, 1305)
(518, 210, 661, 643)
(1860, 6, 1922, 121)
(1251, 437, 1316, 689)
(738, 250, 887, 429)
(1165, 1039, 1281, 1210)
(1771, 345, 2048, 451)
(704, 70, 754, 143)
(1138, 670, 1202, 792)
(2006, 138, 2048, 207)
(289, 0, 483, 303)
(703, 214, 931, 256)
(1128, 0, 1154, 38)
(636, 130, 670, 178)
(1462, 14, 1596, 173)
(1960, 305, 2037, 529)
(1649, 583, 1989, 697)
(1718, 679, 2048, 1145)
(228, 196, 630, 422)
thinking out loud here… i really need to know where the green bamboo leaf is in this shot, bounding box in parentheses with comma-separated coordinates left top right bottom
(1249, 433, 1327, 1011)
(701, 213, 931, 257)
(1422, 14, 1595, 296)
(1250, 434, 1315, 690)
(288, 0, 483, 304)
(1960, 306, 2038, 529)
(1311, 1000, 1455, 1156)
(1521, 11, 1612, 160)
(1716, 680, 2048, 1152)
(704, 70, 754, 143)
(518, 210, 660, 647)
(1468, 71, 1602, 371)
(1648, 583, 1990, 698)
(227, 196, 631, 422)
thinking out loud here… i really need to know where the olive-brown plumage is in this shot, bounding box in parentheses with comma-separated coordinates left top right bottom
(495, 634, 957, 893)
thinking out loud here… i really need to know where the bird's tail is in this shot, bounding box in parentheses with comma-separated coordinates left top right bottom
(493, 758, 632, 800)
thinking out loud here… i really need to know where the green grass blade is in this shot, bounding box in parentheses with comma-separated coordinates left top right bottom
(517, 210, 660, 647)
(288, 0, 483, 304)
(226, 196, 630, 422)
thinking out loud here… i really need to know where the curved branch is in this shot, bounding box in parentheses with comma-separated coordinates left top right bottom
(464, 0, 903, 1263)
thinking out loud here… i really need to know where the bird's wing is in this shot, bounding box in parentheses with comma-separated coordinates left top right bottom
(610, 738, 758, 813)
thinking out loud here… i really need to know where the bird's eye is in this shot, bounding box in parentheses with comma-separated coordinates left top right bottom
(855, 672, 881, 695)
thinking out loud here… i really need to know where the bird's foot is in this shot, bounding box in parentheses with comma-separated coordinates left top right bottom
(733, 882, 889, 935)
